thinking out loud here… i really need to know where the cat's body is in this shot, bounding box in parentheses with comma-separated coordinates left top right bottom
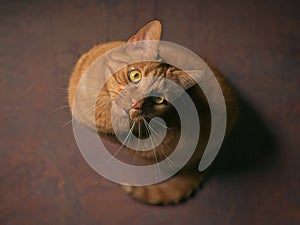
(68, 21, 238, 204)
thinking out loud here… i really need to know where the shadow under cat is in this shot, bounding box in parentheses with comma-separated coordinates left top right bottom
(211, 93, 278, 176)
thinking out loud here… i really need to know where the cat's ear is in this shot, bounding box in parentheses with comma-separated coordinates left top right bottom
(127, 20, 162, 58)
(128, 20, 162, 42)
(172, 69, 206, 90)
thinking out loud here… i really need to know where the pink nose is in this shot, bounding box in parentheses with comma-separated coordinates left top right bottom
(131, 99, 144, 109)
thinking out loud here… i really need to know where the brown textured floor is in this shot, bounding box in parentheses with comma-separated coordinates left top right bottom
(1, 0, 299, 224)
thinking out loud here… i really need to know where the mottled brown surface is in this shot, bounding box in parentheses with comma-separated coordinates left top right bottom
(0, 0, 299, 224)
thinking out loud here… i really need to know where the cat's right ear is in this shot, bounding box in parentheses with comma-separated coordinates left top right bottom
(127, 20, 162, 58)
(128, 20, 162, 42)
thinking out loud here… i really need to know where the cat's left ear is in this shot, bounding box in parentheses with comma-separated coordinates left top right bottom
(172, 69, 206, 90)
(127, 20, 162, 57)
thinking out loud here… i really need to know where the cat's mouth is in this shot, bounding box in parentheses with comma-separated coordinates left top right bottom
(129, 108, 144, 121)
(128, 108, 152, 138)
(116, 104, 145, 122)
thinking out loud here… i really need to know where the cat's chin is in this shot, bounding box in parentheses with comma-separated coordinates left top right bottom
(130, 120, 151, 139)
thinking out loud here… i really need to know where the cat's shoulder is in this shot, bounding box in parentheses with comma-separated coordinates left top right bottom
(71, 41, 124, 79)
(79, 41, 125, 65)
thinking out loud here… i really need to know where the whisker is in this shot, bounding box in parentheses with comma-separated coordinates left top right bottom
(61, 97, 113, 129)
(61, 103, 97, 128)
(133, 121, 141, 162)
(125, 121, 135, 156)
(143, 118, 161, 178)
(158, 150, 175, 169)
(104, 121, 136, 164)
(147, 121, 174, 169)
(147, 121, 160, 136)
(53, 104, 70, 112)
(61, 118, 74, 128)
(151, 118, 169, 129)
(138, 121, 141, 142)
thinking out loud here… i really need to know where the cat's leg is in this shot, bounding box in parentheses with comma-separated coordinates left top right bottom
(120, 170, 206, 205)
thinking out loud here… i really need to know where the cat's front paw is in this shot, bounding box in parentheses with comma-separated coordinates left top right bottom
(120, 173, 205, 205)
(121, 184, 191, 205)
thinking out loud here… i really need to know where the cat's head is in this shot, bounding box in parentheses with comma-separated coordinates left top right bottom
(95, 20, 200, 135)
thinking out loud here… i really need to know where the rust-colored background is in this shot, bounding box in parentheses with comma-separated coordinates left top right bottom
(1, 0, 299, 224)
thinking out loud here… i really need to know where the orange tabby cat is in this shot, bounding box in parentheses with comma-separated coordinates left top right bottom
(68, 20, 238, 204)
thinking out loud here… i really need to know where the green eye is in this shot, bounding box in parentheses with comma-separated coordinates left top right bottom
(128, 68, 142, 83)
(153, 96, 164, 104)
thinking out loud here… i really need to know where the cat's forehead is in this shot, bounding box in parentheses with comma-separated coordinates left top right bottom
(126, 61, 163, 74)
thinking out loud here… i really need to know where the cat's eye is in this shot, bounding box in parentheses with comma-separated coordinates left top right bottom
(128, 68, 142, 84)
(153, 96, 165, 104)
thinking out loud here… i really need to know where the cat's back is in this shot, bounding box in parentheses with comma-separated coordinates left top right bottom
(68, 41, 124, 108)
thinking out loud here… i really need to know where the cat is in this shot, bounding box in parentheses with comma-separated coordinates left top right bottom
(68, 20, 238, 204)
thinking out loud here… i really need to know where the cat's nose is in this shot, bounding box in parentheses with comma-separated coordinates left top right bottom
(131, 99, 144, 109)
